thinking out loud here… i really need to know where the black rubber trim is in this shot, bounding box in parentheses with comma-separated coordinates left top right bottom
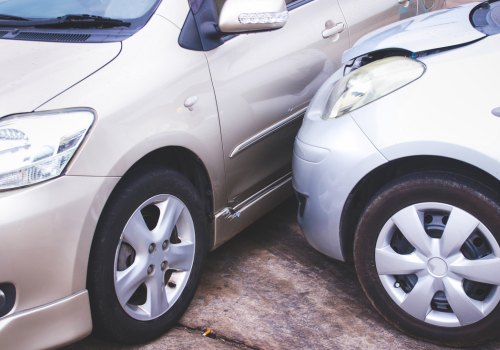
(178, 10, 204, 51)
(15, 32, 90, 42)
(295, 191, 308, 217)
(0, 283, 16, 318)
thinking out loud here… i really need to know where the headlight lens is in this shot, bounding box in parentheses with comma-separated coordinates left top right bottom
(0, 109, 94, 190)
(322, 57, 426, 120)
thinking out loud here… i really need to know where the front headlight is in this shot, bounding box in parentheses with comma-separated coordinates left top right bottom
(0, 109, 95, 190)
(322, 57, 426, 120)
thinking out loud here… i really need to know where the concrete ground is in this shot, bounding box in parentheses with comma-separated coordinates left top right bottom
(63, 1, 491, 349)
(63, 197, 500, 350)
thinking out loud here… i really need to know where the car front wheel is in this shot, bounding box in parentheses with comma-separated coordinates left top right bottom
(354, 171, 500, 347)
(87, 165, 207, 344)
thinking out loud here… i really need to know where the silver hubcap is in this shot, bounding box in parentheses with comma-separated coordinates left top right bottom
(427, 257, 447, 277)
(375, 202, 500, 327)
(114, 194, 195, 321)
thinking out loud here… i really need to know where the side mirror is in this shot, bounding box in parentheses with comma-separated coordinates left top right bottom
(218, 0, 288, 34)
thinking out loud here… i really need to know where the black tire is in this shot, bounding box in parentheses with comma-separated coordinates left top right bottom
(354, 171, 500, 347)
(87, 165, 207, 344)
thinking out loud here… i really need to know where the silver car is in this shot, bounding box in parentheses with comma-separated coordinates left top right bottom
(294, 1, 500, 346)
(0, 0, 444, 348)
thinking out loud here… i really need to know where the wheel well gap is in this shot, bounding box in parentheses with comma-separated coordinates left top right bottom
(125, 146, 215, 248)
(340, 155, 500, 262)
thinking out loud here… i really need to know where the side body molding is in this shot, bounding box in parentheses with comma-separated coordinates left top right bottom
(230, 107, 307, 158)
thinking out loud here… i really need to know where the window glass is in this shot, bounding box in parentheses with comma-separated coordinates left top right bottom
(286, 0, 314, 9)
(0, 0, 157, 19)
(213, 0, 225, 16)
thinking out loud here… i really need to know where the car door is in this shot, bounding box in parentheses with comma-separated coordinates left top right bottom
(206, 0, 350, 208)
(338, 0, 418, 47)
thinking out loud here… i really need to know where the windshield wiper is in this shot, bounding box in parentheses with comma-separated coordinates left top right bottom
(0, 14, 131, 28)
(42, 14, 131, 29)
(0, 13, 30, 21)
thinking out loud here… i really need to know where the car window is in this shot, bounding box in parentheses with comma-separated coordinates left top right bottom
(286, 0, 314, 10)
(0, 0, 158, 19)
(213, 0, 224, 17)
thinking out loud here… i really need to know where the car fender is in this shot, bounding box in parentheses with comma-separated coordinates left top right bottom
(350, 35, 500, 183)
(37, 14, 226, 212)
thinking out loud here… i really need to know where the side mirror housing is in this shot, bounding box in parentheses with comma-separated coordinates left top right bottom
(218, 0, 288, 33)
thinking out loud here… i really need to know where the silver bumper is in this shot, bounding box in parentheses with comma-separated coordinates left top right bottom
(292, 115, 386, 261)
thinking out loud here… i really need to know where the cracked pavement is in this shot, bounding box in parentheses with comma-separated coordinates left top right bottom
(63, 197, 500, 350)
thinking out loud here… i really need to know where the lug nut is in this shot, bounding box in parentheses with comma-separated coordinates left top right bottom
(161, 261, 168, 271)
(162, 240, 169, 251)
(147, 264, 155, 276)
(148, 243, 156, 254)
(394, 282, 401, 288)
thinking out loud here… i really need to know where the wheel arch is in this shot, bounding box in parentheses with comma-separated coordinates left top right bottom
(340, 155, 500, 262)
(118, 146, 216, 249)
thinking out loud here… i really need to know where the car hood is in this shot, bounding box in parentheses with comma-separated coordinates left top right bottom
(342, 2, 485, 63)
(0, 39, 121, 118)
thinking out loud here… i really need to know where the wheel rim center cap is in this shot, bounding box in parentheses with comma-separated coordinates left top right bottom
(427, 257, 448, 277)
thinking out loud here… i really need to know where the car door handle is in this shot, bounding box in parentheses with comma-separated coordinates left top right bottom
(322, 22, 345, 39)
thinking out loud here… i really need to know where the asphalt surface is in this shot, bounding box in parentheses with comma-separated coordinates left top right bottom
(63, 197, 500, 350)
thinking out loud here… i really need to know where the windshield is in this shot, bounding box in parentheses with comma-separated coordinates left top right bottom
(0, 0, 158, 19)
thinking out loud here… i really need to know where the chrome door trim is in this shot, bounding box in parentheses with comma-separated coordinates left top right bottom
(229, 107, 308, 158)
(215, 171, 292, 218)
